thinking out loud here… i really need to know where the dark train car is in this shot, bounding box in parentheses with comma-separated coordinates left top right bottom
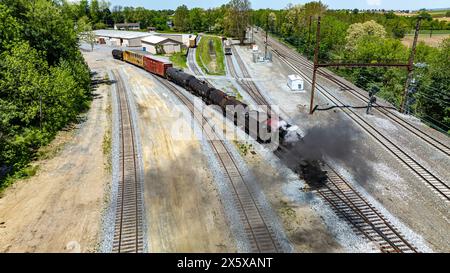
(143, 55, 173, 77)
(112, 49, 123, 61)
(242, 110, 273, 143)
(123, 50, 145, 68)
(220, 96, 246, 110)
(188, 78, 213, 98)
(208, 89, 228, 107)
(166, 67, 195, 89)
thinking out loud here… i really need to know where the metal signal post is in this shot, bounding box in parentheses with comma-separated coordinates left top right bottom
(400, 18, 422, 113)
(309, 16, 321, 115)
(309, 17, 422, 115)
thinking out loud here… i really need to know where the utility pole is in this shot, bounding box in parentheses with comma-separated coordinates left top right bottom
(309, 16, 321, 115)
(308, 15, 312, 57)
(400, 18, 421, 113)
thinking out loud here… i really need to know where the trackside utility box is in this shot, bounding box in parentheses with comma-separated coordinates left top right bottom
(287, 74, 304, 91)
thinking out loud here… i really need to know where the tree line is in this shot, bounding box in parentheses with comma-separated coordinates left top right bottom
(61, 0, 175, 31)
(63, 0, 252, 44)
(0, 0, 92, 187)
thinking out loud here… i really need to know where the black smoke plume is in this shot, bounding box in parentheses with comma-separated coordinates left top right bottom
(280, 120, 375, 184)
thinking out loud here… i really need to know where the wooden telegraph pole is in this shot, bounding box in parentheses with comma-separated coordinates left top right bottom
(309, 16, 321, 115)
(308, 15, 312, 57)
(400, 18, 422, 113)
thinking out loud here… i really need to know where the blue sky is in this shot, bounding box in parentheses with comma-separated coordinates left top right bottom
(107, 0, 450, 10)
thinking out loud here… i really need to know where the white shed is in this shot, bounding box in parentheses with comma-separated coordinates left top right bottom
(141, 36, 182, 54)
(287, 74, 304, 91)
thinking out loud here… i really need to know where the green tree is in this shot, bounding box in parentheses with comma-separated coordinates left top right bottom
(24, 0, 80, 65)
(189, 8, 204, 32)
(78, 0, 90, 19)
(0, 0, 92, 186)
(346, 20, 387, 50)
(0, 4, 22, 52)
(90, 0, 100, 23)
(415, 38, 450, 132)
(224, 0, 251, 44)
(77, 16, 96, 51)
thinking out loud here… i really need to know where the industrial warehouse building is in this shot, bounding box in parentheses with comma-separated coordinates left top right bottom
(94, 30, 151, 47)
(141, 36, 183, 54)
(93, 30, 186, 54)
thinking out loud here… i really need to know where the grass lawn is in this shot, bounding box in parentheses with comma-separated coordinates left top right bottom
(169, 50, 188, 68)
(196, 35, 225, 75)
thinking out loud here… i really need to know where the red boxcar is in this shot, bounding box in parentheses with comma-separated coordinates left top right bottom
(143, 55, 173, 77)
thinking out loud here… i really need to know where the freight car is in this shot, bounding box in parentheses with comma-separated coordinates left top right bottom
(187, 77, 213, 99)
(122, 50, 174, 78)
(166, 67, 195, 87)
(123, 50, 144, 67)
(143, 55, 173, 77)
(189, 35, 197, 48)
(112, 49, 124, 61)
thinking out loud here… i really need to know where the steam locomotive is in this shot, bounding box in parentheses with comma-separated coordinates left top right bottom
(112, 49, 327, 184)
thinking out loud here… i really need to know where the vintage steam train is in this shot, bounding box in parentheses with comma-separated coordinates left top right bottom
(112, 49, 301, 145)
(112, 49, 327, 184)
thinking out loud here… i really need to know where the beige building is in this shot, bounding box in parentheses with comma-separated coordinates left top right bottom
(155, 33, 197, 48)
(141, 36, 183, 54)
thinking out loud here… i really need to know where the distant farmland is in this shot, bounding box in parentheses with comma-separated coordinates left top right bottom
(402, 33, 449, 47)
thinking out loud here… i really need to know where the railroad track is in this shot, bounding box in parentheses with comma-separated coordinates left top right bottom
(230, 46, 270, 107)
(270, 44, 450, 203)
(111, 70, 144, 253)
(153, 76, 282, 253)
(225, 51, 238, 79)
(188, 37, 203, 76)
(318, 165, 418, 253)
(230, 38, 419, 252)
(260, 32, 450, 157)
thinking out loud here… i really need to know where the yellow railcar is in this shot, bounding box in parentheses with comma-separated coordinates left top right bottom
(123, 50, 145, 68)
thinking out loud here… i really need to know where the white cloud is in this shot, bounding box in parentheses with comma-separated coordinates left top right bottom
(367, 0, 382, 6)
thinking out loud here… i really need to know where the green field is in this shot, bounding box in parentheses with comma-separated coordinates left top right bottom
(428, 9, 450, 17)
(408, 29, 450, 35)
(196, 35, 225, 75)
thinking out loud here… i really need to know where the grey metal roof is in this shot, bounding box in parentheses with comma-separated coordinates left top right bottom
(115, 23, 140, 27)
(94, 29, 152, 40)
(141, 36, 183, 45)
